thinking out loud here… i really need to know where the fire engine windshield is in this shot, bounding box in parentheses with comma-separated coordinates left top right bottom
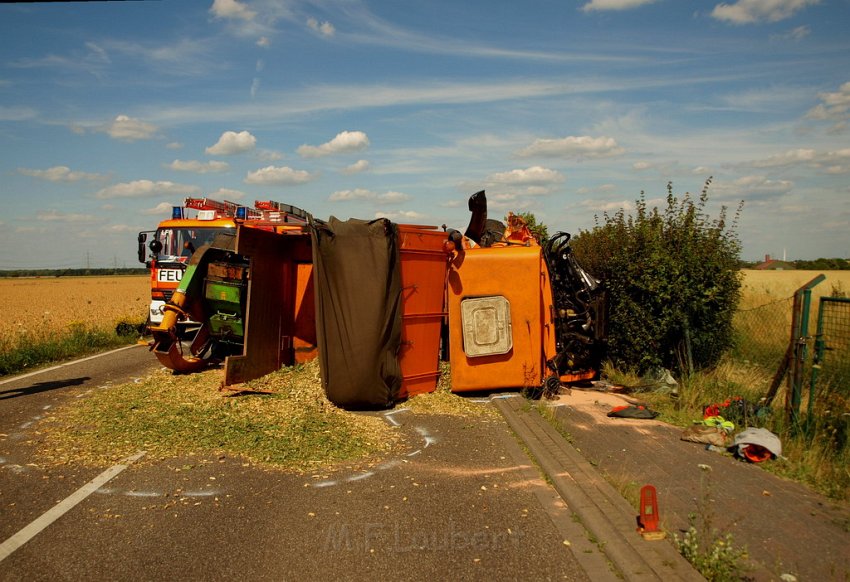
(154, 227, 230, 259)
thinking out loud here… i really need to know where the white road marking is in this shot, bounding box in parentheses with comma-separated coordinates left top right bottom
(0, 451, 146, 562)
(0, 344, 143, 386)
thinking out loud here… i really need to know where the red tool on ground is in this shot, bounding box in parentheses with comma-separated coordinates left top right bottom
(637, 484, 667, 540)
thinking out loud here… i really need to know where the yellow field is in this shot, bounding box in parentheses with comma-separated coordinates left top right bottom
(0, 275, 149, 338)
(740, 269, 850, 308)
(1, 270, 845, 339)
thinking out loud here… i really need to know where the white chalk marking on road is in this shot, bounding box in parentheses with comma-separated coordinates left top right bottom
(347, 471, 375, 482)
(0, 450, 146, 563)
(183, 490, 222, 497)
(415, 426, 437, 448)
(124, 490, 161, 498)
(0, 344, 144, 386)
(311, 411, 431, 488)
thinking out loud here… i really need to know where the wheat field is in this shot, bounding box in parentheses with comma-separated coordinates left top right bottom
(0, 275, 149, 338)
(740, 269, 850, 307)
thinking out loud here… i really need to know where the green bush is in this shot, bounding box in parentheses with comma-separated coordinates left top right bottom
(572, 179, 743, 373)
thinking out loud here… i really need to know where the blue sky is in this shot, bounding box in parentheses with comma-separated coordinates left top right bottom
(1, 0, 848, 268)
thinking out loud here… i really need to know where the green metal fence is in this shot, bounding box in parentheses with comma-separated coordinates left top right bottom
(809, 297, 850, 413)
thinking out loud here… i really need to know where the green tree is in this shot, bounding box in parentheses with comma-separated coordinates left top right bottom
(571, 179, 743, 373)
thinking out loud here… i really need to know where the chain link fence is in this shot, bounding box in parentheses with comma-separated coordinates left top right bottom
(810, 297, 850, 405)
(732, 296, 794, 369)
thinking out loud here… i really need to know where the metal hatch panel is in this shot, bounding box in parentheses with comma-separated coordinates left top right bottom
(460, 296, 512, 357)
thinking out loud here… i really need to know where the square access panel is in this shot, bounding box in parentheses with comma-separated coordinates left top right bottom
(460, 296, 513, 357)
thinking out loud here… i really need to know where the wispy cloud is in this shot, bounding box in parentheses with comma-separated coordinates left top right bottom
(298, 131, 370, 158)
(518, 136, 625, 159)
(166, 159, 230, 173)
(210, 0, 256, 22)
(244, 165, 315, 185)
(100, 115, 159, 141)
(374, 210, 426, 221)
(805, 81, 850, 131)
(329, 189, 411, 203)
(95, 180, 200, 199)
(486, 166, 565, 186)
(36, 210, 99, 224)
(581, 0, 660, 12)
(307, 17, 336, 37)
(711, 0, 821, 24)
(18, 166, 107, 182)
(341, 160, 370, 174)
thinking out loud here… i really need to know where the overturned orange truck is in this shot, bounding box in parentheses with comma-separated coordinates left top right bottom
(146, 190, 606, 408)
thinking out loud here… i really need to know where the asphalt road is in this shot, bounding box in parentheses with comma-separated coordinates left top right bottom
(0, 347, 606, 581)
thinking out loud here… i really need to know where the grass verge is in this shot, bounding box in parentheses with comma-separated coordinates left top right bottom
(0, 319, 144, 377)
(36, 359, 400, 471)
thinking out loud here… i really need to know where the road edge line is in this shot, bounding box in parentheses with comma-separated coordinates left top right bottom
(0, 344, 144, 386)
(0, 451, 146, 562)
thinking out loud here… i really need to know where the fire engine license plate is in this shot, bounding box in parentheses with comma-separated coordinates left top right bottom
(157, 269, 183, 283)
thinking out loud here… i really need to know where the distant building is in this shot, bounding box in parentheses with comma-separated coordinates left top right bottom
(753, 254, 794, 270)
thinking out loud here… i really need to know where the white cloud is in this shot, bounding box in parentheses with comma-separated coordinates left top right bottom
(341, 160, 370, 174)
(244, 165, 315, 185)
(374, 210, 426, 221)
(750, 148, 817, 168)
(206, 130, 257, 155)
(103, 115, 158, 141)
(577, 199, 636, 213)
(487, 166, 565, 186)
(257, 36, 271, 48)
(517, 135, 624, 159)
(36, 210, 99, 223)
(210, 0, 256, 21)
(806, 81, 850, 124)
(747, 148, 850, 172)
(142, 202, 176, 216)
(95, 180, 201, 199)
(166, 142, 183, 150)
(257, 149, 284, 162)
(18, 165, 106, 182)
(297, 131, 370, 158)
(102, 224, 137, 234)
(633, 161, 652, 171)
(329, 189, 411, 203)
(771, 25, 811, 41)
(251, 78, 261, 98)
(581, 0, 659, 11)
(167, 159, 230, 173)
(713, 175, 794, 200)
(711, 0, 820, 24)
(307, 17, 336, 37)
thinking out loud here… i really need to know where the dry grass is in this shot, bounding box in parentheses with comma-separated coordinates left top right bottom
(740, 269, 850, 308)
(0, 275, 149, 338)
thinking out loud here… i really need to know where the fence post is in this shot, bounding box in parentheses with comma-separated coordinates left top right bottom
(787, 275, 824, 429)
(807, 297, 827, 420)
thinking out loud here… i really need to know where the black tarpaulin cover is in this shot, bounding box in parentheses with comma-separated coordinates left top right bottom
(310, 217, 402, 409)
